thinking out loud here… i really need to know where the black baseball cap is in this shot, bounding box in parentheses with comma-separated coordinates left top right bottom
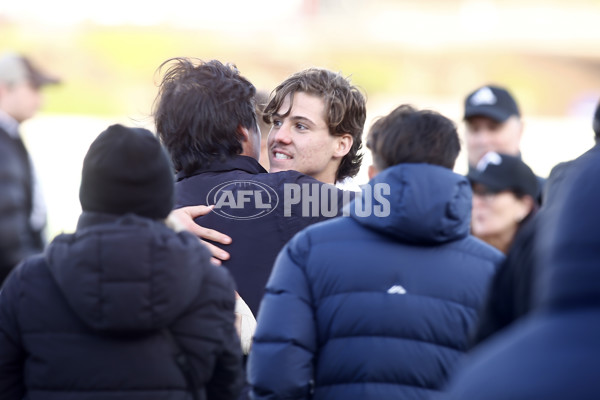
(467, 151, 539, 199)
(464, 85, 520, 123)
(0, 52, 60, 88)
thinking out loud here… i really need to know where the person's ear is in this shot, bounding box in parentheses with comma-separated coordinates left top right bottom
(515, 118, 524, 143)
(238, 124, 261, 160)
(238, 125, 250, 143)
(333, 133, 353, 158)
(368, 164, 379, 180)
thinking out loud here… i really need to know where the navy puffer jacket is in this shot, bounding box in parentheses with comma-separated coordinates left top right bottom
(248, 164, 503, 400)
(0, 212, 243, 400)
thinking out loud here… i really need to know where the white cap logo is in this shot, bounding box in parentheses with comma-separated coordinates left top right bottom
(476, 151, 502, 171)
(470, 87, 497, 106)
(387, 285, 407, 295)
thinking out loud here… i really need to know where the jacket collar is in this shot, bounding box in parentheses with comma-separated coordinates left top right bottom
(0, 109, 19, 138)
(176, 155, 267, 181)
(350, 163, 472, 244)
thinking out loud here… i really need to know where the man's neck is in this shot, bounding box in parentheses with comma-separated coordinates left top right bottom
(311, 164, 339, 185)
(313, 173, 336, 185)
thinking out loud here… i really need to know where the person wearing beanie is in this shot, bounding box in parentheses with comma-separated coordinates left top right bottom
(79, 124, 175, 219)
(0, 124, 244, 400)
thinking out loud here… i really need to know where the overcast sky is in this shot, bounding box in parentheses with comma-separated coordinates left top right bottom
(3, 0, 600, 53)
(0, 0, 303, 27)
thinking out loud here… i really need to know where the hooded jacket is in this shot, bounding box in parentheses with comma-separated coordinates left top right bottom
(0, 212, 243, 400)
(248, 164, 503, 400)
(443, 144, 600, 400)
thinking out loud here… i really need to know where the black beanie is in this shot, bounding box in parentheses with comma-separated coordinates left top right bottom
(79, 124, 175, 219)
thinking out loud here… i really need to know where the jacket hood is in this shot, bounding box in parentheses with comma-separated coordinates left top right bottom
(536, 146, 600, 310)
(46, 212, 208, 333)
(349, 163, 472, 244)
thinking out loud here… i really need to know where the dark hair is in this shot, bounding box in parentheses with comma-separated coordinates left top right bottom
(255, 89, 271, 139)
(367, 104, 461, 170)
(153, 58, 257, 173)
(263, 68, 366, 181)
(593, 99, 600, 140)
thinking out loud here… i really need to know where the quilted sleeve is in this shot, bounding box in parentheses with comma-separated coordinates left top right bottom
(248, 230, 317, 400)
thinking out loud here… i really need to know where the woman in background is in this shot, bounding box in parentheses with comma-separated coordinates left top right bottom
(467, 151, 540, 346)
(468, 151, 539, 254)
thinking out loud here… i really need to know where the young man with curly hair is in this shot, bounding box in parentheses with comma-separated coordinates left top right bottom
(263, 68, 365, 187)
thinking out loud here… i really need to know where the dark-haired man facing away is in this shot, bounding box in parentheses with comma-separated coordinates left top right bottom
(249, 105, 503, 400)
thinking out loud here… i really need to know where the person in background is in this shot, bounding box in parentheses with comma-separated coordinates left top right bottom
(443, 134, 600, 400)
(467, 151, 539, 346)
(468, 151, 539, 255)
(470, 99, 600, 347)
(248, 105, 503, 400)
(0, 52, 60, 284)
(544, 99, 600, 202)
(463, 84, 544, 204)
(0, 124, 243, 400)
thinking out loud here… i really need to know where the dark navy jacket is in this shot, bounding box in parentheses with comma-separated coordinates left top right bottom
(175, 155, 352, 315)
(443, 144, 600, 400)
(0, 126, 44, 283)
(248, 164, 503, 400)
(0, 213, 243, 400)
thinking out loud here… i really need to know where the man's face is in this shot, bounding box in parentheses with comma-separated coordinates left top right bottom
(465, 115, 522, 166)
(267, 92, 344, 184)
(0, 81, 43, 123)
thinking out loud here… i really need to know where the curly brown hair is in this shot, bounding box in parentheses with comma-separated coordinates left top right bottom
(262, 68, 366, 182)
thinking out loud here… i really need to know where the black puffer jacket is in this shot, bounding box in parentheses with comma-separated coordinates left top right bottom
(0, 212, 243, 400)
(443, 144, 600, 400)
